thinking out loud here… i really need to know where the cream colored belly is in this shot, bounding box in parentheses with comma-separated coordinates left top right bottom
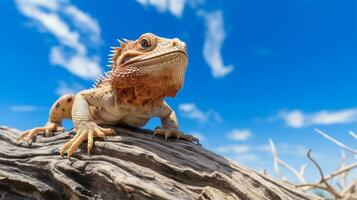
(98, 105, 155, 127)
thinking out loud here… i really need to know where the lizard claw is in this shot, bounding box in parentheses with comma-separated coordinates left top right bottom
(17, 122, 64, 144)
(153, 127, 199, 144)
(60, 122, 115, 158)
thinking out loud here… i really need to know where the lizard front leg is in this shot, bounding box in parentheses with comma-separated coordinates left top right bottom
(60, 86, 115, 158)
(153, 101, 199, 143)
(17, 94, 74, 143)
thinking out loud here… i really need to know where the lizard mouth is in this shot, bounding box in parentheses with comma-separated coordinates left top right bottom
(121, 50, 187, 67)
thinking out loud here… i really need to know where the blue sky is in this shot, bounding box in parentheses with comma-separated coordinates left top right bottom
(0, 0, 356, 183)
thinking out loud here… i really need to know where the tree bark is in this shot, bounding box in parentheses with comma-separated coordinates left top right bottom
(0, 126, 320, 200)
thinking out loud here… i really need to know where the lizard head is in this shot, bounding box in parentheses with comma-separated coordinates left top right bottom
(109, 33, 188, 98)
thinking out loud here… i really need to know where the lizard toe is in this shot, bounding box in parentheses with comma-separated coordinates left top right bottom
(153, 127, 199, 144)
(61, 122, 114, 158)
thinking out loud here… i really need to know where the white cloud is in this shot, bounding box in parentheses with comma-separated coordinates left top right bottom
(178, 103, 222, 123)
(277, 144, 308, 157)
(278, 108, 357, 128)
(279, 110, 304, 128)
(216, 143, 307, 157)
(135, 0, 192, 17)
(227, 129, 252, 141)
(64, 5, 101, 43)
(217, 145, 251, 154)
(198, 11, 233, 78)
(232, 154, 258, 164)
(50, 47, 101, 79)
(56, 81, 85, 96)
(15, 0, 102, 80)
(256, 143, 308, 157)
(178, 103, 206, 122)
(217, 142, 309, 170)
(9, 105, 39, 112)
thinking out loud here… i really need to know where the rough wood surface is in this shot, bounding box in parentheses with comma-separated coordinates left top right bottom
(0, 126, 320, 200)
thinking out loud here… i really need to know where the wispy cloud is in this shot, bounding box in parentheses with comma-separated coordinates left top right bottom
(232, 154, 259, 164)
(9, 105, 39, 112)
(198, 11, 233, 78)
(135, 0, 203, 17)
(134, 1, 232, 78)
(218, 143, 308, 157)
(217, 145, 251, 154)
(217, 143, 308, 167)
(216, 144, 257, 166)
(178, 103, 222, 123)
(278, 108, 357, 128)
(256, 143, 308, 157)
(135, 0, 185, 17)
(227, 129, 252, 141)
(15, 0, 102, 80)
(55, 81, 85, 96)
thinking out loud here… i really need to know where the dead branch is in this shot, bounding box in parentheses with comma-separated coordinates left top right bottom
(314, 129, 357, 155)
(348, 130, 357, 140)
(270, 129, 357, 200)
(324, 163, 357, 182)
(336, 151, 348, 190)
(307, 149, 342, 199)
(0, 126, 318, 200)
(268, 139, 306, 183)
(340, 180, 357, 198)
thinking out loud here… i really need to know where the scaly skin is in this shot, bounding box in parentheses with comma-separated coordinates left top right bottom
(18, 33, 198, 157)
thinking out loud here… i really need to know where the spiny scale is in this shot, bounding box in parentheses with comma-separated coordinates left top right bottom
(92, 69, 114, 88)
(107, 39, 125, 70)
(101, 40, 123, 73)
(117, 39, 125, 46)
(94, 44, 116, 88)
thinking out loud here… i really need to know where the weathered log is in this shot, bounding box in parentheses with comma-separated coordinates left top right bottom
(0, 126, 319, 200)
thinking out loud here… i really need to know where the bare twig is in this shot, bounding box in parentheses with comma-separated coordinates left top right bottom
(337, 151, 347, 189)
(307, 149, 342, 199)
(269, 129, 356, 199)
(269, 139, 281, 178)
(325, 163, 357, 182)
(298, 162, 357, 196)
(314, 129, 357, 155)
(268, 139, 306, 183)
(278, 160, 306, 184)
(297, 183, 329, 191)
(341, 180, 357, 197)
(349, 130, 357, 140)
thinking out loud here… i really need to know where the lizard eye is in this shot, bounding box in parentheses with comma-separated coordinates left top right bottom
(140, 38, 151, 49)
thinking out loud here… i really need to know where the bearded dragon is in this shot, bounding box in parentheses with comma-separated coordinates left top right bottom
(17, 33, 198, 158)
